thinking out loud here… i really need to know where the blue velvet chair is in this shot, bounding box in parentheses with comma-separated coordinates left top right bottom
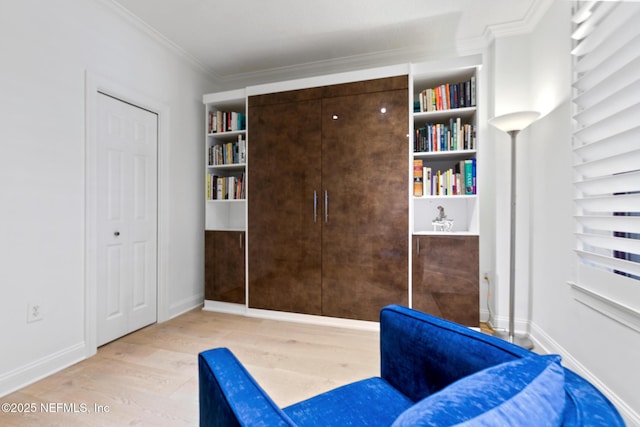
(198, 305, 625, 426)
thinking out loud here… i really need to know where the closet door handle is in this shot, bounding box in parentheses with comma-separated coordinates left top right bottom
(239, 233, 243, 249)
(417, 238, 420, 255)
(324, 190, 328, 224)
(313, 191, 317, 223)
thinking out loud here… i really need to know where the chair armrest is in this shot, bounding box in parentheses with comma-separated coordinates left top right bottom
(198, 348, 296, 427)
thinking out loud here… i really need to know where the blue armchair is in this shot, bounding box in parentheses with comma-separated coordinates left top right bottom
(198, 305, 624, 426)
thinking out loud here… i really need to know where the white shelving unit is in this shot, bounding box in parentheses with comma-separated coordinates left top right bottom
(203, 89, 247, 232)
(408, 56, 482, 326)
(410, 57, 481, 236)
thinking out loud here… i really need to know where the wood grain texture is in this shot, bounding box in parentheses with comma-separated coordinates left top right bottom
(247, 75, 408, 108)
(321, 88, 409, 321)
(205, 231, 245, 303)
(0, 309, 380, 426)
(412, 235, 479, 326)
(248, 77, 409, 321)
(248, 97, 323, 315)
(321, 75, 408, 98)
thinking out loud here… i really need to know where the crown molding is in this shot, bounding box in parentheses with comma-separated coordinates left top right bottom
(99, 0, 552, 90)
(97, 0, 220, 84)
(215, 43, 467, 90)
(484, 0, 556, 41)
(217, 0, 552, 89)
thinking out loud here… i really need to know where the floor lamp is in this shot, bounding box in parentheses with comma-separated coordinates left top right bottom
(488, 111, 540, 349)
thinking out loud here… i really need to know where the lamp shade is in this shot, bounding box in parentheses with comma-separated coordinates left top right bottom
(488, 111, 540, 133)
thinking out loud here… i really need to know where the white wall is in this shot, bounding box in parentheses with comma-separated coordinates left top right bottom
(526, 1, 639, 424)
(0, 0, 214, 395)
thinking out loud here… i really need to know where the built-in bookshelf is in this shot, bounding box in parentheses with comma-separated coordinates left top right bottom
(410, 60, 480, 235)
(201, 59, 482, 323)
(409, 57, 481, 326)
(203, 89, 247, 231)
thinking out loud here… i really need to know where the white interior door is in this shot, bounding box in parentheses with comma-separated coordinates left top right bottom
(96, 92, 158, 346)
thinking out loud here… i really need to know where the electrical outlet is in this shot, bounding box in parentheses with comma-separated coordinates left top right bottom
(27, 303, 43, 323)
(483, 272, 492, 283)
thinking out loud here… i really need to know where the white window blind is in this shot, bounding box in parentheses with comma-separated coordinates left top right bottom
(572, 0, 640, 297)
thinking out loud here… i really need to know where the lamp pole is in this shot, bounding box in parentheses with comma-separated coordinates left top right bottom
(506, 130, 533, 348)
(508, 130, 518, 345)
(488, 111, 539, 349)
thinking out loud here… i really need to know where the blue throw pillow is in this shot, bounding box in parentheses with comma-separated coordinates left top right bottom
(392, 355, 566, 427)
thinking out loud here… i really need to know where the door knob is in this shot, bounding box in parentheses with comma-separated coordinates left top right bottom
(114, 231, 120, 237)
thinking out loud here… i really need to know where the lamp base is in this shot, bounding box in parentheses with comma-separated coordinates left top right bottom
(493, 330, 534, 350)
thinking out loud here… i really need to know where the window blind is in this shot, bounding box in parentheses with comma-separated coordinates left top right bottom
(572, 1, 640, 285)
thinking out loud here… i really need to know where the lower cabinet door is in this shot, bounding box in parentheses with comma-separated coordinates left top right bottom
(205, 231, 245, 304)
(412, 235, 479, 326)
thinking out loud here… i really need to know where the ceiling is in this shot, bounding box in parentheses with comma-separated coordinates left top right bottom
(110, 0, 542, 87)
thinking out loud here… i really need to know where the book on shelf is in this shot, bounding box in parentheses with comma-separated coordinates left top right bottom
(423, 166, 432, 196)
(413, 159, 423, 196)
(414, 119, 476, 153)
(208, 110, 246, 133)
(464, 159, 474, 195)
(206, 172, 246, 200)
(208, 135, 246, 166)
(472, 158, 477, 194)
(238, 135, 246, 163)
(415, 76, 476, 113)
(418, 159, 476, 196)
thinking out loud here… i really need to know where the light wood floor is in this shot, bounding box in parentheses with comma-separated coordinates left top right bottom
(0, 308, 380, 426)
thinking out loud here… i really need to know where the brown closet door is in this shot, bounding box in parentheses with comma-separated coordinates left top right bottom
(321, 87, 409, 321)
(412, 235, 479, 326)
(205, 231, 245, 304)
(248, 98, 323, 315)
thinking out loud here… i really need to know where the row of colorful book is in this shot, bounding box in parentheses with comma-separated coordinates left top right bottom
(415, 119, 476, 152)
(208, 110, 246, 134)
(413, 159, 476, 196)
(415, 76, 476, 112)
(206, 173, 245, 200)
(208, 136, 246, 166)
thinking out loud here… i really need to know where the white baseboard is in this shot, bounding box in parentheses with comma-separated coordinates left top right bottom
(531, 322, 640, 427)
(168, 294, 204, 320)
(486, 313, 530, 336)
(202, 300, 380, 332)
(203, 300, 247, 315)
(245, 308, 380, 332)
(0, 342, 86, 398)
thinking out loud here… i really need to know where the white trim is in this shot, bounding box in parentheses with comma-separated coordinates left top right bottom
(220, 46, 442, 89)
(246, 308, 380, 332)
(203, 301, 247, 316)
(97, 0, 552, 91)
(84, 70, 171, 359)
(97, 0, 218, 81)
(168, 295, 205, 320)
(202, 301, 380, 332)
(246, 63, 411, 97)
(0, 343, 85, 398)
(569, 281, 640, 334)
(487, 313, 530, 336)
(531, 320, 640, 426)
(485, 0, 556, 40)
(202, 2, 547, 90)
